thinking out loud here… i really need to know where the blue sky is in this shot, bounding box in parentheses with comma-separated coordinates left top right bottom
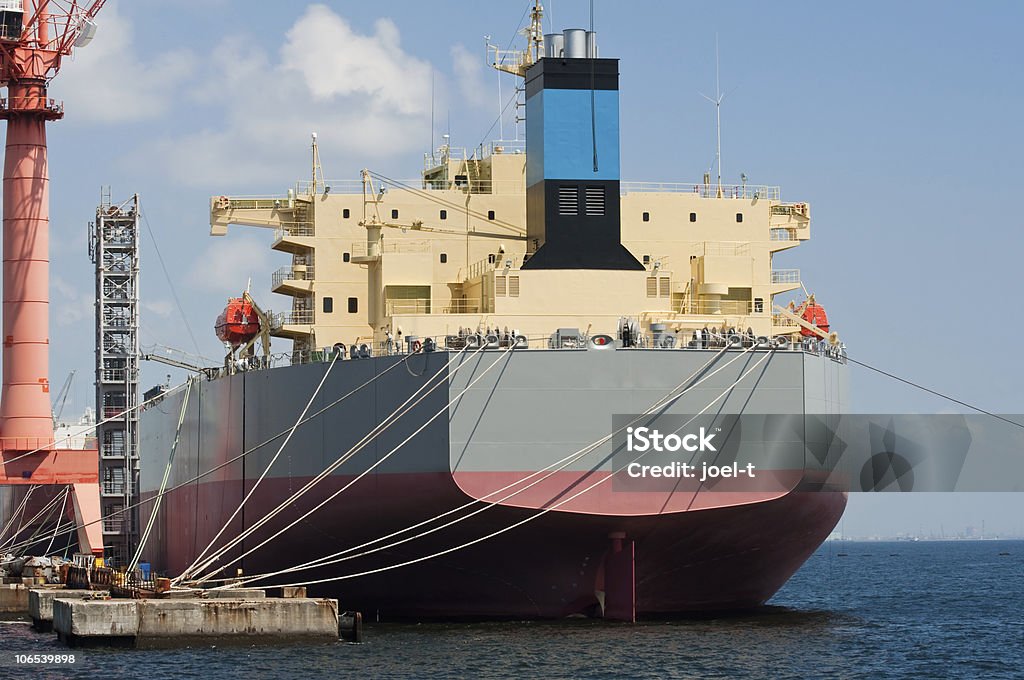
(19, 1, 1024, 533)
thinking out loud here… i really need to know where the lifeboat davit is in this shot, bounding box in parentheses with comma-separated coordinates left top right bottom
(215, 297, 261, 347)
(800, 302, 830, 337)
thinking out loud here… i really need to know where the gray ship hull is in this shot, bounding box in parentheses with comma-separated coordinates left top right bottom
(137, 346, 847, 618)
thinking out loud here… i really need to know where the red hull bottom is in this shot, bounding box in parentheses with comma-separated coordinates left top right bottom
(149, 474, 846, 619)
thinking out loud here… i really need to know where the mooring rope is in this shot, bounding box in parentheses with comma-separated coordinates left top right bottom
(248, 348, 777, 589)
(222, 344, 742, 587)
(194, 343, 523, 585)
(128, 379, 194, 572)
(178, 344, 488, 584)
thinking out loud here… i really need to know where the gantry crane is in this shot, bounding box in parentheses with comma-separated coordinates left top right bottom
(0, 1, 109, 557)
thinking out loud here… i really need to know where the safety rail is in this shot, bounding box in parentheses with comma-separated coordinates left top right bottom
(101, 480, 125, 496)
(272, 224, 315, 242)
(770, 228, 798, 241)
(385, 298, 481, 316)
(463, 256, 498, 281)
(350, 240, 431, 256)
(487, 140, 526, 156)
(676, 299, 755, 316)
(101, 369, 127, 382)
(271, 266, 315, 288)
(771, 269, 801, 284)
(700, 241, 751, 257)
(200, 327, 845, 382)
(278, 310, 314, 325)
(622, 182, 780, 200)
(221, 197, 291, 211)
(0, 96, 64, 115)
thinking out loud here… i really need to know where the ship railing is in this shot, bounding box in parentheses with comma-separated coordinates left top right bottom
(700, 241, 751, 257)
(677, 299, 754, 315)
(219, 196, 292, 210)
(204, 328, 846, 379)
(278, 310, 315, 325)
(271, 223, 315, 241)
(350, 240, 431, 256)
(622, 182, 780, 200)
(385, 298, 481, 316)
(463, 256, 497, 281)
(486, 140, 526, 156)
(296, 177, 527, 195)
(770, 228, 798, 241)
(271, 266, 315, 288)
(771, 268, 801, 284)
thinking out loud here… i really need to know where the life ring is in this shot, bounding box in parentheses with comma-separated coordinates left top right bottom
(411, 339, 422, 353)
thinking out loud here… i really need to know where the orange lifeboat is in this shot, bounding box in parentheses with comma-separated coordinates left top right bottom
(800, 301, 830, 337)
(215, 297, 261, 347)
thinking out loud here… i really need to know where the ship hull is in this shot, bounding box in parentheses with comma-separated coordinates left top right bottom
(150, 472, 844, 618)
(139, 347, 848, 618)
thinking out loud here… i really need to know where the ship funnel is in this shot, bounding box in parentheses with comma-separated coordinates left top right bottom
(522, 40, 642, 270)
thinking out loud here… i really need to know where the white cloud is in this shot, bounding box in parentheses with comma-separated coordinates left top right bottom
(137, 4, 436, 188)
(186, 234, 274, 295)
(142, 299, 174, 317)
(450, 43, 489, 108)
(51, 276, 95, 326)
(57, 3, 196, 123)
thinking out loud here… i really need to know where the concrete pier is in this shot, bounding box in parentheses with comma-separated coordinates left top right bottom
(0, 583, 29, 613)
(53, 596, 340, 647)
(28, 589, 105, 631)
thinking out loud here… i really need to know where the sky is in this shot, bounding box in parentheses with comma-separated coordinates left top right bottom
(9, 1, 1024, 535)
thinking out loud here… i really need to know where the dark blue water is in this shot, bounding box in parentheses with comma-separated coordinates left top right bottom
(3, 541, 1022, 679)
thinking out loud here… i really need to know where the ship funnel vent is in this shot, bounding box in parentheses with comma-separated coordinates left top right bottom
(546, 29, 597, 59)
(562, 29, 586, 58)
(544, 32, 564, 58)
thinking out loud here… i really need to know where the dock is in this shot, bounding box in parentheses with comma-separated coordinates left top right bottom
(52, 595, 341, 648)
(28, 588, 107, 631)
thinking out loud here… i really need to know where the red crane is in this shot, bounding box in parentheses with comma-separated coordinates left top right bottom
(0, 1, 107, 555)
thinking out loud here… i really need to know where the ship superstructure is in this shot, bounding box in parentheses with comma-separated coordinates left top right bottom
(209, 18, 810, 356)
(139, 5, 846, 621)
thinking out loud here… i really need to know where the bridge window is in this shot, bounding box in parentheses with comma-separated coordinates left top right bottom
(348, 297, 359, 313)
(642, 211, 650, 222)
(488, 210, 495, 220)
(343, 208, 350, 219)
(440, 253, 448, 264)
(322, 297, 333, 314)
(440, 209, 447, 220)
(736, 213, 743, 223)
(391, 209, 399, 220)
(690, 212, 697, 222)
(343, 252, 350, 263)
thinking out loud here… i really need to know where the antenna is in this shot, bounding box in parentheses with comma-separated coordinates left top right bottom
(310, 132, 323, 195)
(699, 34, 725, 198)
(485, 34, 504, 141)
(430, 69, 435, 162)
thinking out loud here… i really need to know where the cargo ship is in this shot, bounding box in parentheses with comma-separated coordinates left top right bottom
(136, 5, 848, 620)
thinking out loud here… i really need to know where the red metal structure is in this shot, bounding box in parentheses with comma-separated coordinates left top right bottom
(0, 1, 106, 553)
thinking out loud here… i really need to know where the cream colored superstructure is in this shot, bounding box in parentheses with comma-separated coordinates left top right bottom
(209, 143, 811, 352)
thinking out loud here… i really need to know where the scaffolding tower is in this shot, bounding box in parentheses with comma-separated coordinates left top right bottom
(89, 192, 141, 565)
